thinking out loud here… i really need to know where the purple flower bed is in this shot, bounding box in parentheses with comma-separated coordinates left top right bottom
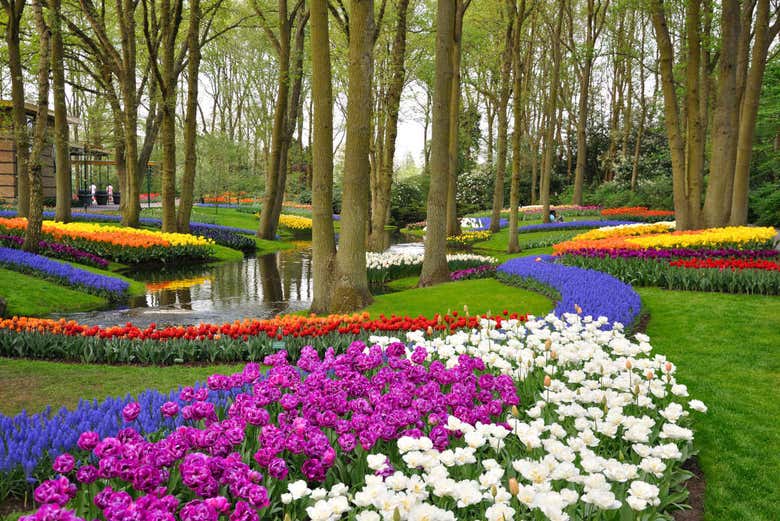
(563, 247, 780, 260)
(450, 264, 496, 281)
(498, 255, 641, 327)
(0, 380, 246, 491)
(0, 247, 128, 299)
(0, 235, 110, 269)
(517, 220, 640, 233)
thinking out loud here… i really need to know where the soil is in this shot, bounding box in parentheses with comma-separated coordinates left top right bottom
(0, 496, 31, 518)
(674, 457, 706, 521)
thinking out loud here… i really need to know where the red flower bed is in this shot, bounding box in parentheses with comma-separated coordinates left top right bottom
(0, 310, 526, 342)
(669, 258, 780, 272)
(601, 206, 674, 218)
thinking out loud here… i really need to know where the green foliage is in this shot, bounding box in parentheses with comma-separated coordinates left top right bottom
(390, 175, 427, 226)
(749, 181, 780, 226)
(456, 165, 499, 215)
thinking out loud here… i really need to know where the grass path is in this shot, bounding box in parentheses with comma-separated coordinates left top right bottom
(639, 288, 780, 520)
(0, 360, 244, 416)
(0, 268, 106, 316)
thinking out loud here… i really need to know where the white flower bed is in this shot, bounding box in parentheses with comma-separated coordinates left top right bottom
(365, 252, 498, 271)
(284, 314, 704, 520)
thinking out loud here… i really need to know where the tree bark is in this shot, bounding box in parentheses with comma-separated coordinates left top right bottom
(703, 0, 739, 227)
(445, 0, 466, 237)
(730, 0, 775, 225)
(2, 0, 29, 216)
(50, 0, 71, 223)
(23, 0, 51, 252)
(540, 1, 564, 224)
(256, 0, 293, 239)
(507, 2, 525, 253)
(368, 0, 411, 251)
(330, 0, 374, 311)
(309, 0, 336, 313)
(419, 0, 456, 287)
(177, 0, 201, 232)
(490, 1, 514, 234)
(650, 0, 697, 230)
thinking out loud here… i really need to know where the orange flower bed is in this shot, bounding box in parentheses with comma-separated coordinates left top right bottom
(600, 206, 674, 218)
(553, 236, 640, 254)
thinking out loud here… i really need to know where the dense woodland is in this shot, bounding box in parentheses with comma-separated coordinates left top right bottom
(0, 0, 778, 310)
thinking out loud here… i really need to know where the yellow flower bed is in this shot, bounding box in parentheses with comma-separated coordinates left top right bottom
(278, 214, 313, 231)
(43, 221, 214, 246)
(573, 222, 675, 242)
(627, 226, 776, 249)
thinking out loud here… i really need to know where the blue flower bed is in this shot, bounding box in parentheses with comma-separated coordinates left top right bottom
(0, 383, 245, 492)
(497, 255, 641, 327)
(517, 220, 639, 233)
(0, 247, 128, 300)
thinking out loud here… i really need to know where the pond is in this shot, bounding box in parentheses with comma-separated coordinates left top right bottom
(59, 237, 424, 327)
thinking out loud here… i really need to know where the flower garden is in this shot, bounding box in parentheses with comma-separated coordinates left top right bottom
(0, 207, 778, 520)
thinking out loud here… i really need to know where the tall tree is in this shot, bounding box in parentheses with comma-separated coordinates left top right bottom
(142, 0, 184, 232)
(23, 0, 51, 252)
(253, 0, 307, 239)
(329, 0, 374, 310)
(50, 0, 71, 222)
(176, 0, 201, 232)
(368, 0, 412, 252)
(540, 0, 565, 224)
(568, 0, 608, 205)
(488, 0, 514, 233)
(445, 0, 471, 237)
(0, 0, 29, 216)
(419, 0, 456, 286)
(309, 0, 336, 313)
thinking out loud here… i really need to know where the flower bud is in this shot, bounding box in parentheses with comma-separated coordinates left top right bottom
(574, 303, 583, 314)
(511, 405, 520, 417)
(544, 375, 551, 387)
(426, 326, 433, 336)
(544, 339, 552, 351)
(625, 359, 632, 370)
(550, 350, 558, 360)
(646, 370, 654, 381)
(508, 477, 519, 496)
(665, 362, 673, 373)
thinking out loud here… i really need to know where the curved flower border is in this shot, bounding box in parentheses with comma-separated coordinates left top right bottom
(497, 255, 641, 327)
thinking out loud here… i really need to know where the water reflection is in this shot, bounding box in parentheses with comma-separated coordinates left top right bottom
(56, 234, 422, 327)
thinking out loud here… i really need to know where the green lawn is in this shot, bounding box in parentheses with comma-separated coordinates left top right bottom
(0, 268, 107, 316)
(365, 277, 553, 318)
(0, 359, 244, 416)
(639, 288, 780, 520)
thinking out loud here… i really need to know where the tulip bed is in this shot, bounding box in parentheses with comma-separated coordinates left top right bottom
(0, 217, 214, 265)
(0, 312, 528, 365)
(366, 253, 498, 286)
(11, 315, 706, 521)
(600, 207, 675, 222)
(449, 264, 496, 282)
(0, 247, 129, 301)
(445, 231, 492, 249)
(277, 214, 313, 238)
(0, 211, 257, 253)
(554, 224, 780, 295)
(517, 220, 639, 234)
(0, 234, 110, 269)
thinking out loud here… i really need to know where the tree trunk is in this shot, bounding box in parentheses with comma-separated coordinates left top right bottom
(650, 0, 696, 230)
(177, 0, 201, 233)
(540, 2, 564, 224)
(309, 0, 336, 313)
(445, 0, 465, 237)
(23, 0, 50, 252)
(330, 0, 374, 311)
(3, 0, 29, 217)
(120, 0, 141, 228)
(50, 0, 71, 223)
(507, 5, 524, 254)
(368, 0, 410, 251)
(490, 3, 514, 234)
(257, 0, 292, 240)
(730, 0, 774, 225)
(703, 0, 739, 227)
(419, 0, 456, 287)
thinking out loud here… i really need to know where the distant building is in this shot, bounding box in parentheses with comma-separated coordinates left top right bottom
(0, 100, 79, 202)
